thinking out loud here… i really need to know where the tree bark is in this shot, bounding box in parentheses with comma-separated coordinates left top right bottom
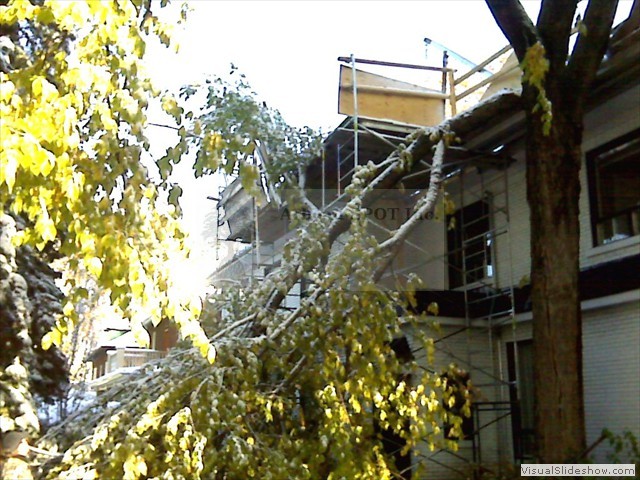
(486, 0, 620, 463)
(524, 81, 585, 462)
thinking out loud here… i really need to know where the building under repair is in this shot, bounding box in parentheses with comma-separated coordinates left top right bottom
(210, 17, 639, 479)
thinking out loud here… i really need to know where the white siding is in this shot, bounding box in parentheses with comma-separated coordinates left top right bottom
(494, 296, 640, 465)
(496, 156, 531, 287)
(582, 85, 640, 153)
(404, 213, 447, 290)
(495, 321, 534, 463)
(583, 299, 640, 463)
(448, 85, 640, 286)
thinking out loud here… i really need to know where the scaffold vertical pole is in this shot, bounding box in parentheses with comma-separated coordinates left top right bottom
(503, 162, 519, 405)
(337, 143, 342, 196)
(321, 145, 326, 210)
(351, 53, 359, 169)
(254, 195, 261, 275)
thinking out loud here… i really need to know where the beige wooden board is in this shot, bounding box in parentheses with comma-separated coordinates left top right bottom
(481, 52, 522, 100)
(338, 65, 445, 126)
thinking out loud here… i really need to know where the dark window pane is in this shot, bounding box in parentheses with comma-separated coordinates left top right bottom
(507, 340, 535, 460)
(447, 200, 492, 288)
(589, 130, 640, 245)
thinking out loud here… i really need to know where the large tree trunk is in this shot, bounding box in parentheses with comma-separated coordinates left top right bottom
(485, 0, 621, 463)
(524, 84, 585, 462)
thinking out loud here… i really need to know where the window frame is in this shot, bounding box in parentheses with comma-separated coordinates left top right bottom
(586, 128, 640, 247)
(446, 199, 494, 289)
(506, 339, 535, 462)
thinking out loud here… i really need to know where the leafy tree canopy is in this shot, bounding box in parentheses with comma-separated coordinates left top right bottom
(40, 123, 463, 479)
(1, 0, 207, 349)
(1, 1, 475, 478)
(0, 0, 319, 357)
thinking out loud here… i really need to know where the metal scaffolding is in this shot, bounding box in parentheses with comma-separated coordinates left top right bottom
(328, 47, 523, 478)
(213, 41, 525, 478)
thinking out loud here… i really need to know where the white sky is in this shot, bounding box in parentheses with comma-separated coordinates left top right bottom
(142, 0, 633, 290)
(150, 0, 632, 130)
(150, 1, 542, 130)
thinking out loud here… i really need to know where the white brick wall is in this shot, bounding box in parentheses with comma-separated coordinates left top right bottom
(583, 299, 640, 463)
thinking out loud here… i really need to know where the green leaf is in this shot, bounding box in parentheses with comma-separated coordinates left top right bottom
(239, 162, 260, 194)
(161, 95, 183, 122)
(168, 184, 183, 209)
(157, 155, 173, 181)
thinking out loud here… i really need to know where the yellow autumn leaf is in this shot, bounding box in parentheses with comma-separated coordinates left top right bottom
(0, 150, 17, 192)
(161, 95, 182, 121)
(41, 328, 61, 351)
(62, 301, 74, 317)
(86, 257, 103, 278)
(206, 345, 217, 365)
(123, 454, 147, 480)
(34, 214, 56, 243)
(41, 332, 53, 351)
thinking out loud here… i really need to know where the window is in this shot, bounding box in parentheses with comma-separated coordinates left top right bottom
(507, 340, 535, 461)
(447, 200, 493, 289)
(587, 129, 640, 246)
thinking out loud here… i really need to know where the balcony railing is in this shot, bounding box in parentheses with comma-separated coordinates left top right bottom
(107, 348, 166, 373)
(92, 348, 167, 381)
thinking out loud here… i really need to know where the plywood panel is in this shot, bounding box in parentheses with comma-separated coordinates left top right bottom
(339, 65, 445, 126)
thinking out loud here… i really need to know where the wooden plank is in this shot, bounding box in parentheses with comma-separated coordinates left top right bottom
(338, 66, 445, 126)
(448, 70, 458, 116)
(340, 84, 449, 100)
(457, 64, 520, 101)
(454, 45, 512, 85)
